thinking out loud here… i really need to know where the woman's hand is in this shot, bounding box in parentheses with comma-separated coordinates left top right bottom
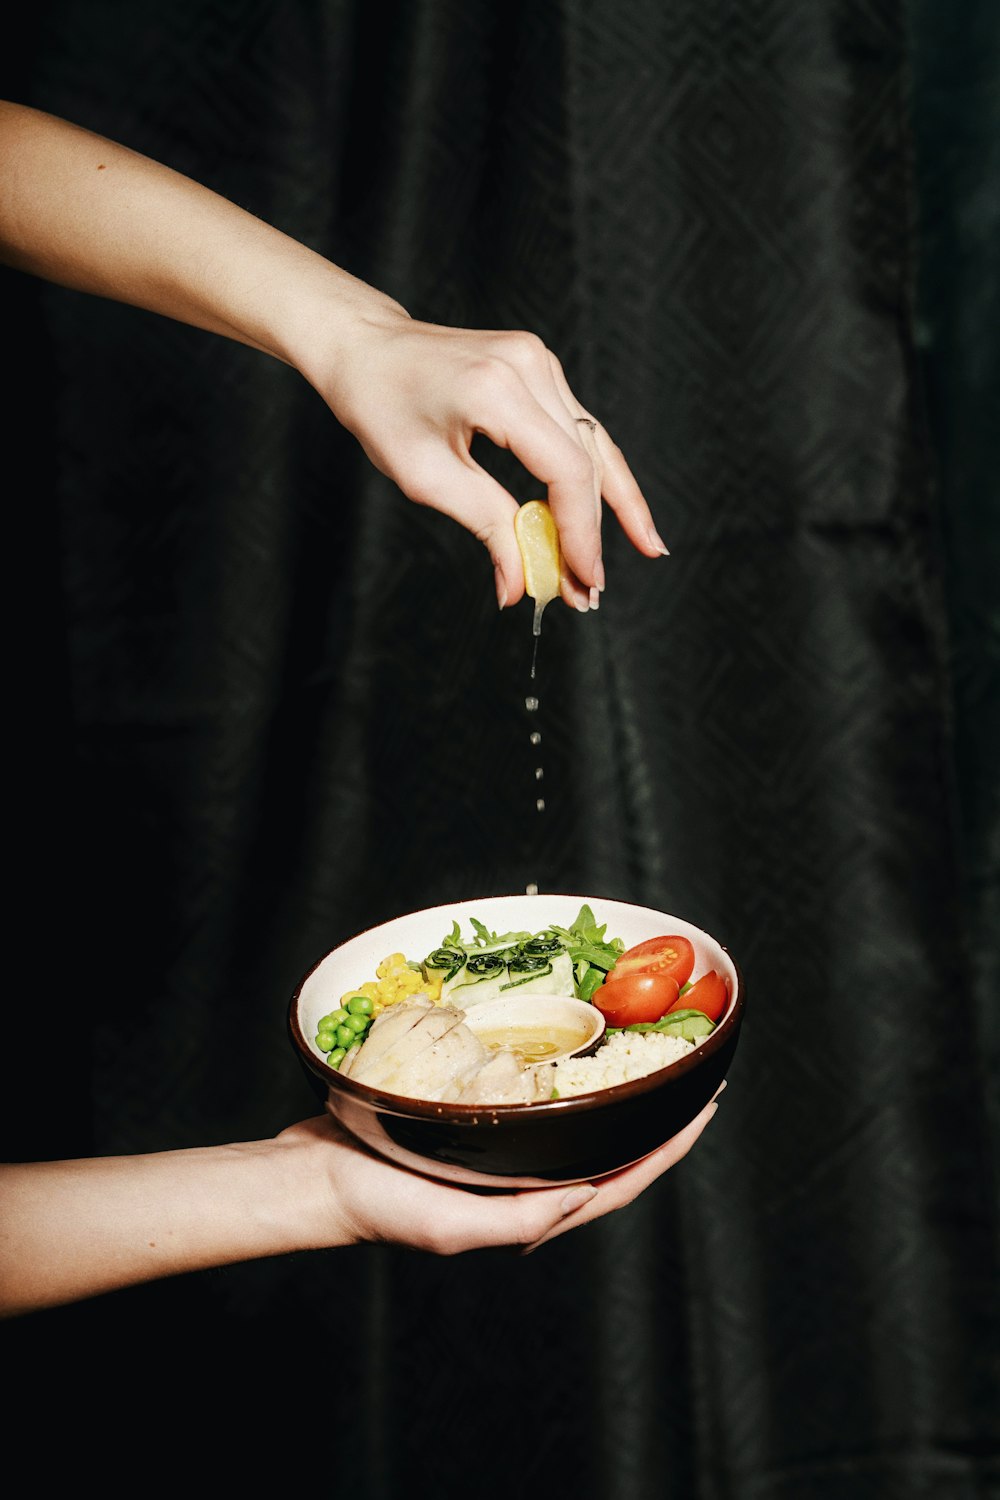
(278, 1087, 722, 1257)
(0, 101, 668, 610)
(0, 1089, 720, 1315)
(302, 312, 668, 611)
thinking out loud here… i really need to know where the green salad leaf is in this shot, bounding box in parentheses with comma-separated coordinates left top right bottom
(441, 918, 533, 951)
(607, 1008, 716, 1043)
(544, 904, 624, 998)
(441, 921, 464, 950)
(431, 905, 625, 1004)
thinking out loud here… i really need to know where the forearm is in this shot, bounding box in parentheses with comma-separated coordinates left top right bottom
(0, 101, 405, 370)
(0, 1100, 721, 1314)
(0, 1133, 338, 1316)
(0, 102, 660, 606)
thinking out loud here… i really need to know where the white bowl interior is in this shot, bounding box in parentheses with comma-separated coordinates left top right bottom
(296, 893, 739, 1067)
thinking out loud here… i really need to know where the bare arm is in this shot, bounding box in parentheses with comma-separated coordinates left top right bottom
(0, 100, 667, 607)
(0, 101, 690, 1316)
(0, 1102, 719, 1316)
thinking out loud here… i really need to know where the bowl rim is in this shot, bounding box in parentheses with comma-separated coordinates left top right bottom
(288, 892, 744, 1122)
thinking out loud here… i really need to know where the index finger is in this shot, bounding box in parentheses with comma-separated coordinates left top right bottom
(519, 1091, 723, 1254)
(545, 355, 669, 562)
(473, 376, 605, 594)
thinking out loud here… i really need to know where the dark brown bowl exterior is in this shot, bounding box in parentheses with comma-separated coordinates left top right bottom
(289, 958, 744, 1189)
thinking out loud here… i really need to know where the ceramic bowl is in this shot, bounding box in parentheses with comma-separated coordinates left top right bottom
(288, 893, 744, 1188)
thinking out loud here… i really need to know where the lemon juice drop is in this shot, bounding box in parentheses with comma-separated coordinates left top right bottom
(516, 501, 563, 889)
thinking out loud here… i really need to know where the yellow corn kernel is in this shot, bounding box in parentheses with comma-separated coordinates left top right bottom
(376, 953, 407, 979)
(341, 980, 379, 1007)
(346, 952, 446, 1017)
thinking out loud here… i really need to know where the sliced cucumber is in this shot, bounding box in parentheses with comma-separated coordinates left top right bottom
(443, 949, 576, 1006)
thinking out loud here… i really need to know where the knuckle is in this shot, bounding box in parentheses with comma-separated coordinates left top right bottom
(564, 445, 597, 485)
(501, 329, 549, 371)
(470, 512, 506, 553)
(508, 1200, 548, 1248)
(546, 348, 568, 382)
(466, 353, 521, 399)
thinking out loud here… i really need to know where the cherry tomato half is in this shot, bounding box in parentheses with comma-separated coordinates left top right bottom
(608, 935, 695, 988)
(670, 970, 729, 1023)
(592, 972, 681, 1027)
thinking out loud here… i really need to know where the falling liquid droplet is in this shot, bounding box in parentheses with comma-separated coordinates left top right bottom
(525, 656, 546, 878)
(525, 882, 539, 896)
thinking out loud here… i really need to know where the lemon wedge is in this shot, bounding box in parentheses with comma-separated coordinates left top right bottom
(515, 501, 562, 628)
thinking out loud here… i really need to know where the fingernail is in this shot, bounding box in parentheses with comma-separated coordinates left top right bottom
(593, 558, 606, 592)
(495, 571, 508, 610)
(560, 1184, 598, 1216)
(575, 596, 591, 614)
(648, 526, 670, 556)
(589, 586, 600, 611)
(714, 1079, 728, 1097)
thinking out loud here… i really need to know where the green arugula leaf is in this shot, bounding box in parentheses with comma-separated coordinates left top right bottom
(437, 906, 623, 1002)
(441, 921, 463, 950)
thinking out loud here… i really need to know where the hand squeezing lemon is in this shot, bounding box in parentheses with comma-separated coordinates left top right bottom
(514, 500, 563, 635)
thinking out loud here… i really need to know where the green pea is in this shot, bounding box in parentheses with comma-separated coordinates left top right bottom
(321, 1008, 350, 1028)
(347, 995, 373, 1017)
(344, 1012, 369, 1035)
(327, 1047, 346, 1068)
(315, 1031, 336, 1053)
(335, 1023, 355, 1049)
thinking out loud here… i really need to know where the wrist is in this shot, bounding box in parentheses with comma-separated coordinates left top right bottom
(264, 1115, 361, 1254)
(268, 248, 410, 390)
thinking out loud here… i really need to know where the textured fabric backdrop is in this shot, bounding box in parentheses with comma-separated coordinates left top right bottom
(2, 3, 997, 1497)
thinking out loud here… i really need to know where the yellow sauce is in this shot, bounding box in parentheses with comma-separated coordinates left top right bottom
(475, 1023, 591, 1064)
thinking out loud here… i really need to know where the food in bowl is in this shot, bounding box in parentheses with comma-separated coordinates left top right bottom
(461, 992, 605, 1065)
(550, 1029, 695, 1096)
(310, 904, 729, 1105)
(333, 992, 703, 1105)
(336, 996, 550, 1104)
(288, 893, 743, 1187)
(331, 992, 605, 1106)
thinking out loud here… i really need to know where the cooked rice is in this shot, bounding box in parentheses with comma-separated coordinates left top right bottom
(550, 1029, 694, 1098)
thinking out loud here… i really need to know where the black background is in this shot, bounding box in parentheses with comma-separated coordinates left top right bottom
(2, 3, 997, 1496)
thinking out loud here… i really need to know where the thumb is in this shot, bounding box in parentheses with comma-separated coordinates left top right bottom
(487, 524, 525, 610)
(404, 457, 527, 609)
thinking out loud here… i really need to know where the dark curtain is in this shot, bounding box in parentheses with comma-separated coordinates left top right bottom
(2, 3, 997, 1496)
